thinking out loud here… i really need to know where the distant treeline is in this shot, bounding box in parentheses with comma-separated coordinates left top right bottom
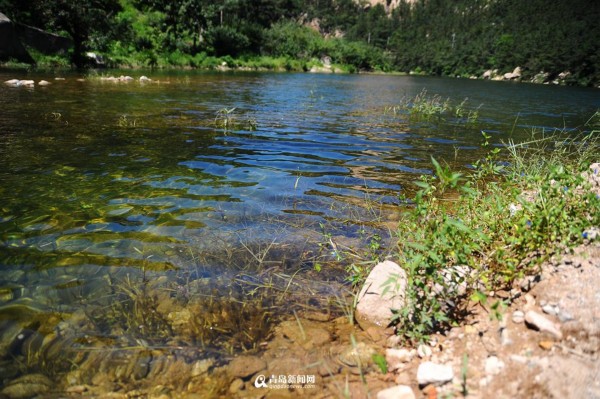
(1, 0, 598, 85)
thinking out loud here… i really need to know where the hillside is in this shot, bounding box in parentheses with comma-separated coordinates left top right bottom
(0, 0, 598, 86)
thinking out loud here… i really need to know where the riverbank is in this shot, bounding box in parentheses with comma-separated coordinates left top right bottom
(2, 56, 598, 88)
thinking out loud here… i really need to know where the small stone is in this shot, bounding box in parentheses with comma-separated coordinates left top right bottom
(386, 348, 414, 371)
(422, 384, 438, 399)
(191, 358, 214, 377)
(582, 227, 599, 241)
(557, 310, 574, 323)
(66, 385, 88, 394)
(417, 362, 453, 386)
(1, 373, 52, 398)
(525, 311, 563, 339)
(139, 76, 151, 82)
(228, 356, 266, 379)
(539, 341, 554, 350)
(386, 334, 402, 348)
(377, 384, 415, 399)
(512, 310, 525, 324)
(500, 327, 513, 346)
(524, 294, 536, 309)
(520, 275, 541, 292)
(509, 355, 528, 364)
(417, 344, 432, 358)
(229, 378, 244, 394)
(541, 304, 558, 316)
(464, 325, 477, 334)
(338, 342, 376, 367)
(38, 80, 51, 86)
(484, 356, 505, 376)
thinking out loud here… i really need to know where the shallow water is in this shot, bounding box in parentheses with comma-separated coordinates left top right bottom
(0, 70, 599, 391)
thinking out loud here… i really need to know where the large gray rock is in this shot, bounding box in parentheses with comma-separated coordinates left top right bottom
(0, 12, 34, 63)
(355, 260, 407, 330)
(15, 23, 72, 55)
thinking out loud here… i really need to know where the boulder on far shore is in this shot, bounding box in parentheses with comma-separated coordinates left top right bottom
(0, 12, 34, 63)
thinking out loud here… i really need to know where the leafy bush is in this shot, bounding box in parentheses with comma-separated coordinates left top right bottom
(205, 26, 250, 57)
(381, 130, 600, 343)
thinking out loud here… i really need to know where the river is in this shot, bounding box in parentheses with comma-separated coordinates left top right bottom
(0, 70, 598, 392)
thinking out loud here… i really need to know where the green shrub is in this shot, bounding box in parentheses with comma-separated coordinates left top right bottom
(376, 129, 600, 344)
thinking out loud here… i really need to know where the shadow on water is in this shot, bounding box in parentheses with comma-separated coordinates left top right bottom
(0, 71, 599, 394)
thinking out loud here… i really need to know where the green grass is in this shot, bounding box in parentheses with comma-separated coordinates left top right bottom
(353, 120, 600, 343)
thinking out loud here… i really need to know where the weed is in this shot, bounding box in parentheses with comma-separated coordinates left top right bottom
(372, 353, 388, 374)
(117, 114, 138, 127)
(383, 90, 482, 125)
(411, 89, 450, 119)
(214, 107, 257, 131)
(374, 126, 600, 343)
(461, 353, 469, 396)
(214, 107, 236, 130)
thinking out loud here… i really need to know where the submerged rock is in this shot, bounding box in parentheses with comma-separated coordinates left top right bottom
(228, 355, 266, 379)
(1, 373, 53, 398)
(4, 79, 34, 87)
(338, 341, 377, 368)
(355, 260, 407, 331)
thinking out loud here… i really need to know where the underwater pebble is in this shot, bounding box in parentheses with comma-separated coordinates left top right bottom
(1, 373, 53, 398)
(229, 378, 244, 394)
(338, 342, 377, 367)
(191, 358, 214, 377)
(66, 385, 88, 394)
(228, 356, 266, 379)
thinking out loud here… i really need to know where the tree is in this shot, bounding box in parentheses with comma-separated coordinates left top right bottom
(1, 0, 121, 67)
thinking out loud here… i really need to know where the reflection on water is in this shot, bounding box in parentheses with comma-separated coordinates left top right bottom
(0, 71, 599, 392)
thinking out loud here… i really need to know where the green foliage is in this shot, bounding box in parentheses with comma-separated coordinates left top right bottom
(263, 22, 322, 59)
(382, 128, 600, 343)
(2, 0, 595, 83)
(372, 353, 388, 374)
(388, 0, 599, 85)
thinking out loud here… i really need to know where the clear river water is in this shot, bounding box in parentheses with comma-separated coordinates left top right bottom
(0, 70, 598, 390)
